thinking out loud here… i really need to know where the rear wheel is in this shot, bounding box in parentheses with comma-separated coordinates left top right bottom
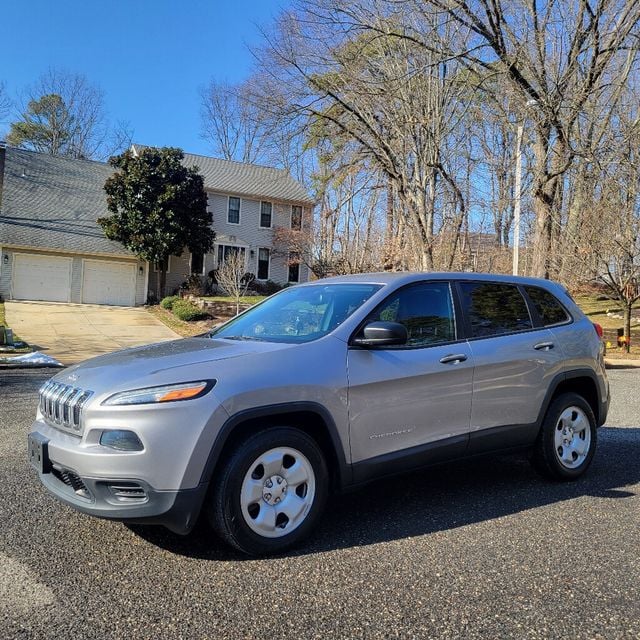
(208, 427, 328, 556)
(532, 392, 597, 480)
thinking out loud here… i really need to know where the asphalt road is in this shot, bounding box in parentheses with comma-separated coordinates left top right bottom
(0, 368, 638, 639)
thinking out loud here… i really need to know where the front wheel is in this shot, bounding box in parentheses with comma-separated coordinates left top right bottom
(532, 392, 597, 480)
(207, 427, 328, 556)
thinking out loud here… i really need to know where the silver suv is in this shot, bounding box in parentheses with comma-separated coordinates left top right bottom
(28, 273, 609, 555)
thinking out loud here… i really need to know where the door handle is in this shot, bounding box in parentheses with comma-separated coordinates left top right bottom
(439, 354, 468, 364)
(534, 342, 554, 351)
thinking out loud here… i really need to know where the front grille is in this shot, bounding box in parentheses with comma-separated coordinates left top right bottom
(51, 466, 91, 499)
(39, 381, 93, 433)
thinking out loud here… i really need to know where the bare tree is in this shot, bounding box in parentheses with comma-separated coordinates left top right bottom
(200, 77, 272, 164)
(0, 81, 11, 126)
(105, 120, 135, 157)
(274, 162, 384, 277)
(7, 69, 109, 159)
(260, 6, 473, 270)
(216, 251, 251, 315)
(367, 0, 640, 277)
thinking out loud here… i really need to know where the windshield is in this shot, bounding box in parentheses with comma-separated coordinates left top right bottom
(210, 283, 382, 343)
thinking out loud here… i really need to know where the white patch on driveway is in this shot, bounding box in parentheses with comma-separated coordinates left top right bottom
(0, 552, 55, 614)
(0, 351, 63, 366)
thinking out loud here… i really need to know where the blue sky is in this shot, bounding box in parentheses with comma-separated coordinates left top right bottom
(1, 0, 286, 155)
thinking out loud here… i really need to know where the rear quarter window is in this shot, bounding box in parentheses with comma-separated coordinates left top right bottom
(524, 286, 571, 326)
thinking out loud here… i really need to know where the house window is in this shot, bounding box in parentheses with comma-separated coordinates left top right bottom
(291, 205, 302, 230)
(217, 245, 245, 266)
(191, 252, 205, 275)
(228, 197, 240, 224)
(288, 252, 301, 283)
(153, 257, 170, 273)
(260, 201, 272, 228)
(257, 248, 270, 280)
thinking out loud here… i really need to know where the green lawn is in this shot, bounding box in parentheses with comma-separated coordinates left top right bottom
(574, 294, 640, 358)
(573, 295, 640, 331)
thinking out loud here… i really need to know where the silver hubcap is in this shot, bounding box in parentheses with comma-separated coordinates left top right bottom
(240, 447, 316, 538)
(554, 406, 591, 469)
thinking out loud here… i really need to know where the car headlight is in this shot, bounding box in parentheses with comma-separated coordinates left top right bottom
(102, 380, 215, 406)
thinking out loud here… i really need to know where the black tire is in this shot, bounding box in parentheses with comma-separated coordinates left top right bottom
(532, 392, 597, 480)
(207, 427, 328, 556)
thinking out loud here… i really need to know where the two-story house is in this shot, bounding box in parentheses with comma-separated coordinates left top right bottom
(134, 145, 314, 299)
(0, 143, 313, 307)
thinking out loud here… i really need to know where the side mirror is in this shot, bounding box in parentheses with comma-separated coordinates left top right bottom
(352, 321, 408, 347)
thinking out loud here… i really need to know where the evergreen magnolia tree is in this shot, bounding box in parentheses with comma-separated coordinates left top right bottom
(99, 147, 214, 298)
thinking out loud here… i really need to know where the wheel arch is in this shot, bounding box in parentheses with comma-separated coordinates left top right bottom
(538, 369, 604, 428)
(200, 402, 351, 491)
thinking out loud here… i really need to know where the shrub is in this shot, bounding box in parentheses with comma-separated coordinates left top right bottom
(242, 272, 256, 287)
(253, 279, 284, 296)
(179, 274, 205, 297)
(160, 295, 181, 310)
(172, 299, 209, 321)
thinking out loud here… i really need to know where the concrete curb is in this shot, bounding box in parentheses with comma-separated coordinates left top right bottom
(605, 358, 640, 368)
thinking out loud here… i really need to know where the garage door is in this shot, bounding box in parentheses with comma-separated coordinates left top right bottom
(12, 254, 72, 302)
(82, 260, 136, 306)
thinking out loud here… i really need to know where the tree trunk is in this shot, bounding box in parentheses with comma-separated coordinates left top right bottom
(383, 175, 395, 271)
(624, 302, 632, 354)
(160, 268, 167, 299)
(531, 124, 565, 280)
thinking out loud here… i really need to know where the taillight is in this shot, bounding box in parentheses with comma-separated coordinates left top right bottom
(593, 322, 603, 339)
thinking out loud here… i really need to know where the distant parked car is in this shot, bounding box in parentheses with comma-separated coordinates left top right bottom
(29, 272, 609, 555)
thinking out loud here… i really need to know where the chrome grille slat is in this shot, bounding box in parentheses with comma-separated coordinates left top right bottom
(59, 387, 76, 425)
(52, 384, 66, 422)
(39, 382, 93, 433)
(47, 383, 60, 418)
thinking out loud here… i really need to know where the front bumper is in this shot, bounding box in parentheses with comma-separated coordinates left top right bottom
(30, 430, 208, 534)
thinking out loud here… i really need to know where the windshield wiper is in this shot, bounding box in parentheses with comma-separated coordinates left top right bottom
(217, 335, 267, 342)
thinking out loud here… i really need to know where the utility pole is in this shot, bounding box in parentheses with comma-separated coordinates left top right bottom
(512, 120, 524, 276)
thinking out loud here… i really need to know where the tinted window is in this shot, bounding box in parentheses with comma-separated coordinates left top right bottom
(363, 282, 456, 347)
(460, 282, 532, 338)
(210, 284, 381, 343)
(525, 286, 570, 326)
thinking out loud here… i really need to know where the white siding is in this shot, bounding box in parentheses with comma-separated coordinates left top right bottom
(147, 252, 191, 300)
(208, 192, 312, 284)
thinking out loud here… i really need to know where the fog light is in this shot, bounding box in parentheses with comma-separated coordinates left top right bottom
(100, 430, 143, 451)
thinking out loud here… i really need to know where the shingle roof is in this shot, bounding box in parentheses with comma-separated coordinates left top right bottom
(0, 146, 313, 256)
(132, 144, 313, 204)
(0, 147, 132, 256)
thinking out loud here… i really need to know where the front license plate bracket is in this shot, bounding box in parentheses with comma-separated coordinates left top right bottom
(28, 433, 52, 474)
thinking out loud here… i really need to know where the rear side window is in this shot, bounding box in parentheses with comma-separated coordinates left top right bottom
(459, 282, 532, 338)
(363, 282, 456, 347)
(525, 286, 571, 326)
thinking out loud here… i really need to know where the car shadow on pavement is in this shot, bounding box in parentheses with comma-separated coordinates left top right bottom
(129, 426, 640, 561)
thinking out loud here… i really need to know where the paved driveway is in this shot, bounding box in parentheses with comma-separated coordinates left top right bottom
(4, 301, 179, 365)
(0, 368, 638, 639)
